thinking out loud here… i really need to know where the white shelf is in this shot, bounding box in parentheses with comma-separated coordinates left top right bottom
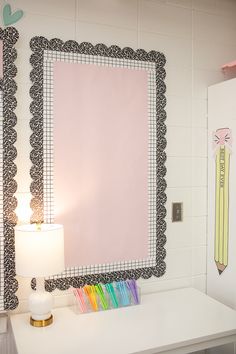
(10, 288, 236, 354)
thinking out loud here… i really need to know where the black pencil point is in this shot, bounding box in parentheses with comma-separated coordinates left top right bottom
(218, 269, 223, 275)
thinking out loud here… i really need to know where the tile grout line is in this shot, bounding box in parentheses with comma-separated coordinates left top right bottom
(74, 0, 78, 40)
(191, 1, 195, 290)
(137, 0, 140, 48)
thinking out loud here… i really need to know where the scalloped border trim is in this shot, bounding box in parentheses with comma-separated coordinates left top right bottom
(0, 27, 19, 310)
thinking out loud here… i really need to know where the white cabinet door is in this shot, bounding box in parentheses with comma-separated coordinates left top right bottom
(207, 78, 236, 309)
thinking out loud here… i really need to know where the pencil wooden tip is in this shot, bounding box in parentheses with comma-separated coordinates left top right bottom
(215, 261, 227, 275)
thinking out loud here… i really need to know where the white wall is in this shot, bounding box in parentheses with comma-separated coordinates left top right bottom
(8, 0, 236, 312)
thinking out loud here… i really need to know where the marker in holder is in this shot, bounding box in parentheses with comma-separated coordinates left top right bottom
(73, 279, 140, 314)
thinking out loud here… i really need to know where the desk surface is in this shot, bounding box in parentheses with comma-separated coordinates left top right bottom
(10, 288, 236, 354)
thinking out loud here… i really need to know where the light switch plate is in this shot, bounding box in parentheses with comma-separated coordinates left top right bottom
(172, 202, 183, 222)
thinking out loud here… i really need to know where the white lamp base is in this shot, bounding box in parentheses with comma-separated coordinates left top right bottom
(29, 278, 54, 327)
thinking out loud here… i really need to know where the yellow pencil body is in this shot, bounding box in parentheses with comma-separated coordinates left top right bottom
(214, 145, 230, 274)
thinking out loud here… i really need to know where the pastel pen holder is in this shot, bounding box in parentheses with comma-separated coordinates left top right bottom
(72, 279, 140, 314)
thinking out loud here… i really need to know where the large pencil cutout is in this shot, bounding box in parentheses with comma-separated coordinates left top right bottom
(213, 128, 232, 275)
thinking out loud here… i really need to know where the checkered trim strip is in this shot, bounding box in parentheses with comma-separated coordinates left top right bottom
(43, 50, 157, 278)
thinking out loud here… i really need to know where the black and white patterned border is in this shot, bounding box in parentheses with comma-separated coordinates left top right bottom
(30, 37, 167, 291)
(0, 27, 18, 310)
(0, 90, 3, 308)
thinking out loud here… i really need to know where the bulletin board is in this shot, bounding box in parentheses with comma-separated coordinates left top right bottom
(30, 38, 167, 290)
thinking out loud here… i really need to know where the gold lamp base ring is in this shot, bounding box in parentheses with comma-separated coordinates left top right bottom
(30, 315, 53, 327)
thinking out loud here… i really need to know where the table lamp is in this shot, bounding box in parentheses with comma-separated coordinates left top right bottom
(15, 224, 65, 327)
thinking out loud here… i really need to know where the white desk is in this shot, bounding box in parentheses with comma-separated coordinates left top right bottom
(10, 288, 236, 354)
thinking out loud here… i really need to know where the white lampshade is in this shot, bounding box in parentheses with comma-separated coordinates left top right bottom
(15, 224, 65, 278)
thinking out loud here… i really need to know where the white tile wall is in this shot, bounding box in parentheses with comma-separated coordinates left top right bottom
(166, 126, 192, 156)
(193, 40, 236, 72)
(192, 98, 207, 128)
(16, 0, 76, 19)
(9, 2, 236, 332)
(192, 246, 207, 275)
(166, 66, 192, 97)
(166, 95, 192, 127)
(166, 218, 192, 249)
(77, 0, 138, 29)
(139, 31, 192, 69)
(192, 216, 207, 246)
(192, 158, 207, 186)
(139, 1, 192, 38)
(193, 10, 236, 45)
(76, 22, 138, 48)
(166, 157, 192, 187)
(192, 128, 207, 157)
(192, 187, 207, 216)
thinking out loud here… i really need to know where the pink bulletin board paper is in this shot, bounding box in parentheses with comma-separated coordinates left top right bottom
(53, 61, 149, 268)
(0, 41, 3, 79)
